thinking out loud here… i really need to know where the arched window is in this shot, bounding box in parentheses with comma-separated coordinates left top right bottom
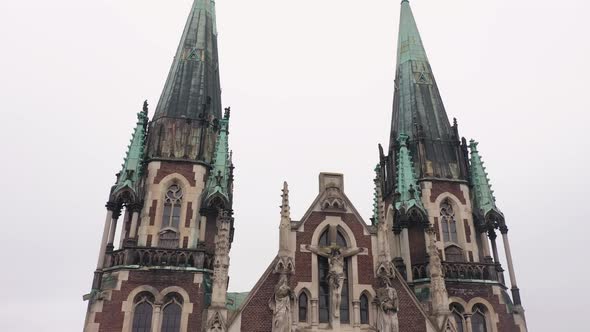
(317, 228, 350, 324)
(440, 199, 458, 243)
(161, 293, 183, 332)
(132, 292, 154, 332)
(162, 184, 183, 230)
(445, 245, 465, 263)
(360, 294, 369, 324)
(298, 292, 308, 322)
(471, 305, 488, 332)
(450, 303, 465, 332)
(160, 184, 183, 248)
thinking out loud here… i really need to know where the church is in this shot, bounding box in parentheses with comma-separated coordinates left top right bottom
(83, 1, 528, 331)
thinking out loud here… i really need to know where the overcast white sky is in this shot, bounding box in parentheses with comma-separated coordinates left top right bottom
(0, 0, 588, 331)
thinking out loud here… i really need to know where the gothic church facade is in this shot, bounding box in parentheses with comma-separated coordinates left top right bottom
(83, 1, 528, 331)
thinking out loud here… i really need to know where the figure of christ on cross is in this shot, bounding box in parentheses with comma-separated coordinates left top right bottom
(305, 226, 366, 322)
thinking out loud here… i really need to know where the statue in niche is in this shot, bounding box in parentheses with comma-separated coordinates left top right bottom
(376, 276, 399, 332)
(269, 274, 293, 332)
(305, 245, 365, 320)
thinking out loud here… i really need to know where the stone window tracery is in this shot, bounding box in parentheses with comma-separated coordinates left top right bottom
(161, 293, 183, 332)
(160, 184, 183, 248)
(162, 184, 183, 230)
(132, 292, 154, 332)
(440, 199, 458, 243)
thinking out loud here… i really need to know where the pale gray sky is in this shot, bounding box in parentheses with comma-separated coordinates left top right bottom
(0, 0, 588, 331)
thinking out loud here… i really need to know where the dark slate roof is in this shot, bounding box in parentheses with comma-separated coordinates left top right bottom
(154, 0, 222, 121)
(389, 1, 466, 180)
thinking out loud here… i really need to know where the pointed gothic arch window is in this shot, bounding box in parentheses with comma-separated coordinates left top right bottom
(317, 228, 350, 324)
(440, 199, 458, 243)
(161, 293, 183, 332)
(360, 293, 370, 324)
(160, 184, 183, 248)
(132, 292, 154, 332)
(471, 305, 488, 332)
(450, 303, 465, 332)
(162, 184, 183, 229)
(298, 291, 309, 323)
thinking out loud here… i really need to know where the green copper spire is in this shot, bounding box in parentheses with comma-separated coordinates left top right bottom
(154, 0, 222, 120)
(203, 108, 233, 208)
(112, 101, 149, 201)
(389, 1, 468, 180)
(395, 134, 425, 214)
(469, 140, 502, 219)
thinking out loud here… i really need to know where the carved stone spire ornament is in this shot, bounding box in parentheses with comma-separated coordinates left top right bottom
(426, 226, 452, 327)
(270, 182, 295, 332)
(211, 209, 232, 307)
(275, 182, 294, 274)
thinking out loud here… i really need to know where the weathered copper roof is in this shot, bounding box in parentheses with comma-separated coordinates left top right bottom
(389, 0, 467, 180)
(153, 0, 222, 121)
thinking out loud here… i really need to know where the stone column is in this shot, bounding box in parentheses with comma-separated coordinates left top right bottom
(128, 205, 141, 239)
(488, 229, 505, 283)
(464, 313, 473, 332)
(96, 203, 118, 270)
(352, 300, 360, 328)
(152, 304, 162, 331)
(479, 231, 492, 261)
(500, 226, 522, 305)
(400, 228, 412, 281)
(311, 299, 319, 327)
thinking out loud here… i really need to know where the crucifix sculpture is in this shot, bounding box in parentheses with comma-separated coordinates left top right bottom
(305, 225, 366, 323)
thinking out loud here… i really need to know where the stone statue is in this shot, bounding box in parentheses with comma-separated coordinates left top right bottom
(269, 274, 293, 332)
(305, 244, 364, 320)
(376, 276, 399, 332)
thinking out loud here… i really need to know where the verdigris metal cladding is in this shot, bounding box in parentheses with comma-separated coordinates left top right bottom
(388, 1, 468, 181)
(147, 0, 222, 163)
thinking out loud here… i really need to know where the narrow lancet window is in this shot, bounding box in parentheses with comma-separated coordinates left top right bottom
(298, 292, 308, 322)
(440, 199, 458, 243)
(360, 294, 369, 324)
(132, 293, 154, 332)
(471, 305, 488, 332)
(161, 293, 183, 332)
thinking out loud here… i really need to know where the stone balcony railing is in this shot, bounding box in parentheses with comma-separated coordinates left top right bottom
(106, 247, 213, 270)
(411, 261, 500, 282)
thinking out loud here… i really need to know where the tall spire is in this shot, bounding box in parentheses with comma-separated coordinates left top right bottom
(146, 0, 224, 163)
(154, 0, 222, 120)
(111, 101, 149, 203)
(389, 0, 467, 180)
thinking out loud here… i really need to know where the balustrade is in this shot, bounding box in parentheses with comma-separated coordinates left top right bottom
(411, 261, 499, 281)
(107, 247, 213, 270)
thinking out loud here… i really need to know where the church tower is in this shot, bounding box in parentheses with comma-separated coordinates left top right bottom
(377, 1, 527, 331)
(84, 1, 234, 331)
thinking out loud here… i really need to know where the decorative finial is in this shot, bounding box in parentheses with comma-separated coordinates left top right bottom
(143, 100, 148, 113)
(224, 107, 231, 119)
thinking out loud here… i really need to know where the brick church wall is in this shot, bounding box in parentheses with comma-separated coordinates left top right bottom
(447, 283, 519, 332)
(93, 270, 205, 332)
